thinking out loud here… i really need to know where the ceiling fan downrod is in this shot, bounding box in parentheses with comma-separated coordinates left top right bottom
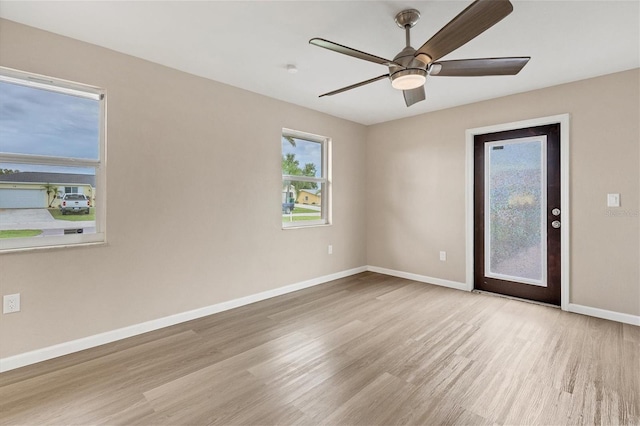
(394, 9, 421, 48)
(405, 25, 411, 48)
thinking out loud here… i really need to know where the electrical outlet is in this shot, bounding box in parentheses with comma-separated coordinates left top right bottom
(607, 193, 620, 207)
(439, 251, 447, 261)
(3, 294, 20, 314)
(328, 244, 333, 255)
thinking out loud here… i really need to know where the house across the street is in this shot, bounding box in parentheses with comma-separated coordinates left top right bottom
(296, 188, 321, 205)
(0, 172, 95, 208)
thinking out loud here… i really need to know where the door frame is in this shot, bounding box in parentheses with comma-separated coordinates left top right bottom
(465, 114, 570, 311)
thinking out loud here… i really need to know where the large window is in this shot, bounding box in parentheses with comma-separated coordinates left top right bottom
(282, 129, 330, 228)
(0, 67, 105, 251)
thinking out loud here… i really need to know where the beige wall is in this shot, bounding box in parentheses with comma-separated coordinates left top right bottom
(0, 19, 368, 358)
(1, 19, 638, 361)
(367, 68, 640, 316)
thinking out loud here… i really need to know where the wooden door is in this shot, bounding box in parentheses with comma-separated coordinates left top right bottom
(474, 124, 561, 305)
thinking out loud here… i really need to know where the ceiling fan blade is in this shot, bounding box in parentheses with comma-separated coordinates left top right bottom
(430, 57, 530, 76)
(310, 38, 399, 66)
(403, 86, 426, 107)
(319, 74, 390, 97)
(414, 0, 513, 64)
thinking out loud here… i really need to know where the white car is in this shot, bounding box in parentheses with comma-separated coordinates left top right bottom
(59, 194, 90, 215)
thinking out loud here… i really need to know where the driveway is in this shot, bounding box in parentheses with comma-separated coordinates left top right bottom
(295, 203, 321, 211)
(0, 209, 94, 231)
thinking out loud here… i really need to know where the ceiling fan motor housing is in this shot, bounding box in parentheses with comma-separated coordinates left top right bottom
(389, 46, 428, 89)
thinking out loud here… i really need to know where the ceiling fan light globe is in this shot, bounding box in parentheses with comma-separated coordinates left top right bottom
(391, 70, 426, 90)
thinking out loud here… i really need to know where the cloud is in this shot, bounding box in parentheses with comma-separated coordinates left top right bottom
(0, 81, 100, 160)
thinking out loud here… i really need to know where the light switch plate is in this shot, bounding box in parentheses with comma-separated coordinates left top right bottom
(607, 193, 620, 207)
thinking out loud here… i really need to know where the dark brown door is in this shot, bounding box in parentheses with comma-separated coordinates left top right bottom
(474, 124, 561, 305)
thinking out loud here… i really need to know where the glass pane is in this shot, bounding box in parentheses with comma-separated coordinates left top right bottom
(282, 181, 323, 224)
(485, 137, 547, 286)
(0, 81, 100, 159)
(0, 163, 96, 239)
(282, 136, 322, 178)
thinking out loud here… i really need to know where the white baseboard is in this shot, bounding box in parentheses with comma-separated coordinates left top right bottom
(3, 266, 636, 373)
(567, 303, 640, 326)
(366, 265, 468, 291)
(0, 266, 367, 373)
(367, 265, 640, 326)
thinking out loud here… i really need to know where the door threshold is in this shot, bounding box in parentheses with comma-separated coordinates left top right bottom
(472, 290, 560, 309)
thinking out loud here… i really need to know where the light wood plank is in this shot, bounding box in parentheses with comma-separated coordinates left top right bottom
(1, 272, 638, 425)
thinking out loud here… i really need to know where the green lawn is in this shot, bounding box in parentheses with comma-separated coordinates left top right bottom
(282, 206, 321, 222)
(292, 207, 319, 214)
(282, 216, 321, 222)
(48, 208, 95, 221)
(0, 229, 42, 239)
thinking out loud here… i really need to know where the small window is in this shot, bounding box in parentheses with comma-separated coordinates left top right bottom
(64, 194, 85, 201)
(0, 67, 105, 252)
(281, 128, 330, 228)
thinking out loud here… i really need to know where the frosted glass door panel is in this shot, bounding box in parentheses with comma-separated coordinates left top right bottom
(484, 137, 547, 287)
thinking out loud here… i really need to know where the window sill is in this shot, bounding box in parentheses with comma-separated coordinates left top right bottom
(0, 233, 106, 253)
(282, 221, 331, 230)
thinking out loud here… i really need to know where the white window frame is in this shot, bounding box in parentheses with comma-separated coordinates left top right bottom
(0, 67, 106, 252)
(282, 128, 331, 229)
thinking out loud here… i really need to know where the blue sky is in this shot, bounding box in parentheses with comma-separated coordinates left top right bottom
(281, 137, 321, 177)
(0, 81, 100, 161)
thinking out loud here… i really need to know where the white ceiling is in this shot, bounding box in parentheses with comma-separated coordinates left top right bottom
(1, 1, 638, 125)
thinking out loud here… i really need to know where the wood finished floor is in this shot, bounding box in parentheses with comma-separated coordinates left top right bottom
(1, 272, 639, 425)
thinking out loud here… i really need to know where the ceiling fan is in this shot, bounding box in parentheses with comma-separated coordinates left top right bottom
(309, 0, 530, 107)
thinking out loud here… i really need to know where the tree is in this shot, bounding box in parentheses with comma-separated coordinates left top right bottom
(42, 183, 60, 208)
(282, 153, 318, 201)
(301, 163, 318, 190)
(0, 168, 18, 175)
(282, 153, 301, 176)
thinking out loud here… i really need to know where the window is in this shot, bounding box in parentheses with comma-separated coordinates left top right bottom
(282, 128, 330, 228)
(0, 67, 105, 252)
(64, 194, 86, 201)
